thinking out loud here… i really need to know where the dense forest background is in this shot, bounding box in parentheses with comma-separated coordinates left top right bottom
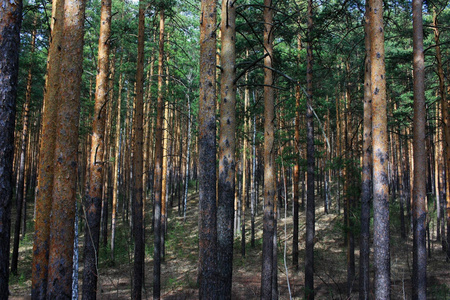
(1, 0, 450, 298)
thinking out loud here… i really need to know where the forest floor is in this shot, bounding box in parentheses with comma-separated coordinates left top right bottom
(8, 189, 450, 299)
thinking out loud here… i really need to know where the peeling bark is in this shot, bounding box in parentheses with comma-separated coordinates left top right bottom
(369, 0, 390, 298)
(198, 0, 218, 297)
(47, 0, 86, 296)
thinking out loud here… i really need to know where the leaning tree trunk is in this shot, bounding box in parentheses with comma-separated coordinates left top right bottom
(82, 0, 111, 297)
(261, 1, 275, 299)
(47, 0, 86, 296)
(217, 0, 236, 297)
(412, 0, 427, 298)
(198, 0, 218, 297)
(369, 0, 390, 298)
(0, 0, 22, 297)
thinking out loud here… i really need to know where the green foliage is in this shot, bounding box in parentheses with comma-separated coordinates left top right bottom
(430, 284, 450, 300)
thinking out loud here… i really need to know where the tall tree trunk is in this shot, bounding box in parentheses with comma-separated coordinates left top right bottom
(251, 90, 257, 248)
(153, 9, 165, 299)
(198, 0, 218, 297)
(161, 47, 169, 261)
(412, 1, 427, 298)
(82, 0, 111, 297)
(261, 0, 275, 298)
(293, 84, 300, 268)
(11, 17, 36, 275)
(305, 0, 315, 298)
(369, 0, 390, 298)
(111, 56, 124, 261)
(241, 84, 248, 257)
(132, 1, 145, 298)
(432, 5, 450, 259)
(217, 0, 236, 297)
(47, 0, 86, 296)
(183, 88, 192, 221)
(0, 0, 22, 296)
(32, 0, 63, 297)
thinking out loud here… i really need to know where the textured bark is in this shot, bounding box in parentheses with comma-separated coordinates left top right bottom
(82, 0, 111, 297)
(0, 0, 21, 296)
(132, 2, 145, 298)
(47, 0, 85, 296)
(217, 0, 236, 297)
(360, 11, 372, 296)
(198, 0, 218, 297)
(412, 1, 427, 298)
(32, 0, 63, 297)
(11, 16, 35, 275)
(153, 9, 165, 299)
(305, 0, 315, 298)
(261, 1, 275, 299)
(369, 0, 390, 298)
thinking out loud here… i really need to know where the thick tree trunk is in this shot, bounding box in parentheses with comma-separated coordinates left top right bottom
(305, 0, 315, 298)
(132, 1, 145, 298)
(412, 1, 427, 298)
(82, 0, 111, 297)
(369, 0, 390, 298)
(47, 0, 86, 296)
(217, 0, 236, 297)
(0, 0, 21, 296)
(31, 0, 63, 297)
(198, 0, 218, 297)
(261, 1, 275, 299)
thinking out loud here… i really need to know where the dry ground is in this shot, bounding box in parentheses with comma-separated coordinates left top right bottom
(9, 191, 450, 299)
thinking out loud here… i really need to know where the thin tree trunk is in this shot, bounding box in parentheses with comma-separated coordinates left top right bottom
(11, 17, 36, 275)
(183, 89, 192, 221)
(305, 0, 315, 298)
(153, 9, 165, 299)
(412, 1, 427, 298)
(251, 90, 257, 248)
(111, 56, 124, 261)
(217, 0, 236, 296)
(261, 1, 275, 298)
(82, 0, 111, 297)
(369, 0, 390, 298)
(131, 1, 145, 298)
